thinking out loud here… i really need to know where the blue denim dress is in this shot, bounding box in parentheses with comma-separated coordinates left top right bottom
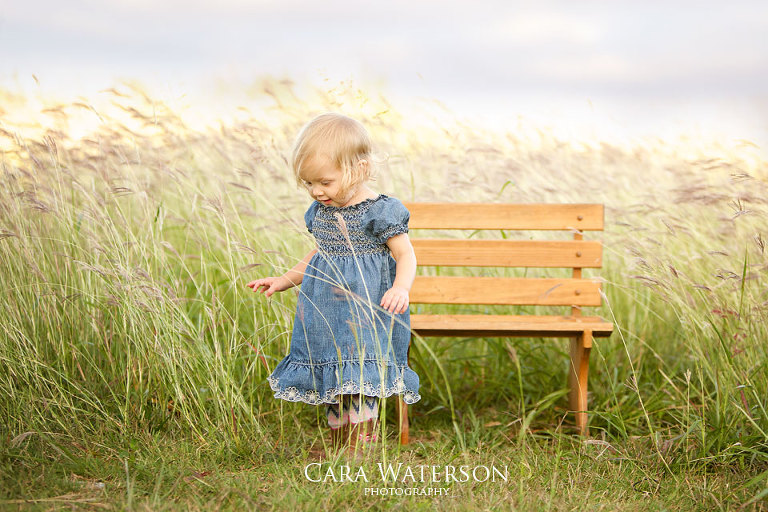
(267, 194, 421, 405)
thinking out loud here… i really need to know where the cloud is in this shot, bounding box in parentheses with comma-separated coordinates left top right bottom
(478, 11, 602, 46)
(3, 0, 768, 101)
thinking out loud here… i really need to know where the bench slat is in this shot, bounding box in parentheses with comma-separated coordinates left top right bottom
(411, 314, 614, 337)
(412, 239, 602, 268)
(410, 276, 602, 306)
(404, 203, 604, 230)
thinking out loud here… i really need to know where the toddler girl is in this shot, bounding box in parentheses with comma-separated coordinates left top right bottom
(246, 113, 420, 454)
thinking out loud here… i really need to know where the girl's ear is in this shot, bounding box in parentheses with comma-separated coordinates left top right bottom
(357, 159, 369, 173)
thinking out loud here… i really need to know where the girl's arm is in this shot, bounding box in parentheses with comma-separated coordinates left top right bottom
(246, 248, 318, 297)
(381, 233, 417, 314)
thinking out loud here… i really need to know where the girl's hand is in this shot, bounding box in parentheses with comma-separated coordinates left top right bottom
(246, 276, 293, 297)
(381, 286, 409, 314)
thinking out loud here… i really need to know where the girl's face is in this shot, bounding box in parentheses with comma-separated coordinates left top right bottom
(300, 155, 359, 208)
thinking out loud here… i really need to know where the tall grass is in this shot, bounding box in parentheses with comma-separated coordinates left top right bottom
(1, 79, 767, 484)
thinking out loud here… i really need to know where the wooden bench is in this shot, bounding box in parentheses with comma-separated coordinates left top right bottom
(394, 203, 614, 443)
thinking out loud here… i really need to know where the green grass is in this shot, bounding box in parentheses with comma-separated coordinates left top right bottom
(1, 79, 767, 510)
(2, 413, 766, 510)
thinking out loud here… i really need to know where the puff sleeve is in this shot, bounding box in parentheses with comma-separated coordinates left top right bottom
(364, 196, 410, 244)
(304, 201, 320, 233)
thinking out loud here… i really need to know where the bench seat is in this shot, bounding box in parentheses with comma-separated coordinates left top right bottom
(411, 314, 614, 339)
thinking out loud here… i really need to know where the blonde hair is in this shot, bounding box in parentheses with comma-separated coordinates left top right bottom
(291, 113, 374, 197)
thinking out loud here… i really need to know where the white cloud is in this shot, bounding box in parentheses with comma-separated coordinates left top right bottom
(531, 52, 641, 83)
(480, 11, 602, 46)
(3, 0, 768, 100)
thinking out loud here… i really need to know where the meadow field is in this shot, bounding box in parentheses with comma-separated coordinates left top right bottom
(1, 79, 767, 510)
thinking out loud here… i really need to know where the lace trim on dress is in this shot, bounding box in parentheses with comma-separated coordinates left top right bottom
(267, 374, 421, 405)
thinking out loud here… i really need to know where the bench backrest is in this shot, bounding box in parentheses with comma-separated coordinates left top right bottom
(403, 203, 605, 313)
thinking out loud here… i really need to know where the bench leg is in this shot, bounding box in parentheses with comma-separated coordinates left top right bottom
(568, 329, 592, 435)
(394, 335, 412, 445)
(395, 397, 409, 445)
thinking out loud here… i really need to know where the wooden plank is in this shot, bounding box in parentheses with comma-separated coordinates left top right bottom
(409, 276, 602, 306)
(404, 203, 604, 231)
(412, 239, 602, 268)
(410, 314, 614, 337)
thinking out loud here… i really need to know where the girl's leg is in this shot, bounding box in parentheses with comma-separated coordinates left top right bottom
(328, 394, 380, 454)
(349, 394, 379, 425)
(348, 394, 380, 450)
(326, 395, 350, 448)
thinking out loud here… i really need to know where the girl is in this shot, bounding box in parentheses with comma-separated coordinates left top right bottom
(246, 113, 420, 454)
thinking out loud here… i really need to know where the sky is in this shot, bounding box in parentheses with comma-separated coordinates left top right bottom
(2, 0, 768, 148)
